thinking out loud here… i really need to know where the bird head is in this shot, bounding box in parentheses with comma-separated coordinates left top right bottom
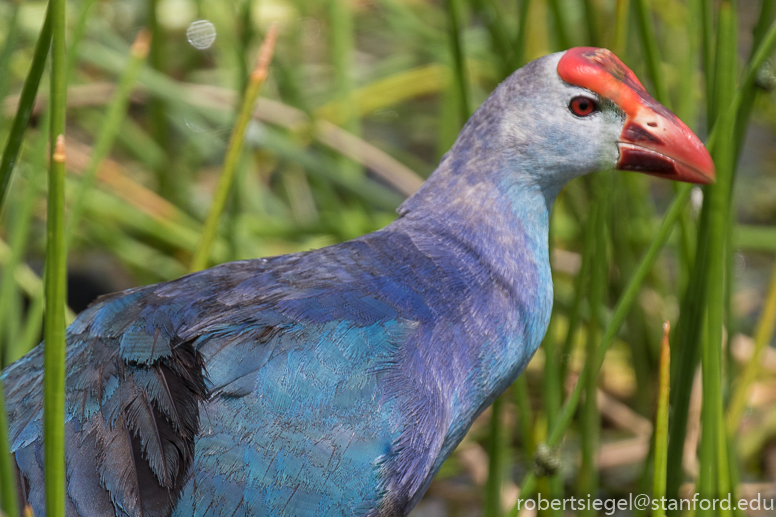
(401, 48, 714, 216)
(556, 47, 714, 184)
(453, 47, 715, 196)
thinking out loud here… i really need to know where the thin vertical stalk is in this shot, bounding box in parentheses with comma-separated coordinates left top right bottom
(633, 0, 669, 105)
(733, 0, 776, 158)
(666, 17, 776, 506)
(190, 26, 278, 272)
(484, 396, 504, 517)
(66, 30, 150, 243)
(0, 165, 44, 367)
(611, 0, 630, 55)
(0, 8, 52, 214)
(701, 0, 716, 124)
(44, 0, 69, 514)
(472, 0, 514, 76)
(65, 0, 97, 75)
(547, 0, 572, 50)
(237, 0, 255, 93)
(0, 4, 20, 115)
(727, 266, 776, 433)
(514, 376, 534, 458)
(6, 123, 50, 368)
(699, 4, 736, 515)
(445, 0, 470, 126)
(329, 0, 361, 179)
(578, 183, 607, 514)
(510, 184, 694, 515)
(652, 322, 671, 517)
(559, 211, 595, 384)
(147, 0, 172, 199)
(513, 0, 531, 67)
(582, 0, 599, 47)
(0, 374, 16, 517)
(541, 313, 563, 516)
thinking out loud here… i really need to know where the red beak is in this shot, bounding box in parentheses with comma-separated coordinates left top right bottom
(558, 47, 715, 185)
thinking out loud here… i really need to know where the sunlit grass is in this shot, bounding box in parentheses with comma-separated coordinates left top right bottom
(0, 0, 774, 515)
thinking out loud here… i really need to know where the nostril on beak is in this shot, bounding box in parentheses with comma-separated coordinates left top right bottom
(647, 121, 657, 128)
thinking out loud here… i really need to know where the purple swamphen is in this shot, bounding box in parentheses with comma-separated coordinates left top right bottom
(2, 48, 714, 516)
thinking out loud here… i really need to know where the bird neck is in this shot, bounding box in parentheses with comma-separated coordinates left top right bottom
(385, 151, 557, 501)
(397, 150, 556, 274)
(395, 147, 556, 386)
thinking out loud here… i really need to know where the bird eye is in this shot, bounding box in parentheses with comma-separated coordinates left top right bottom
(569, 96, 598, 117)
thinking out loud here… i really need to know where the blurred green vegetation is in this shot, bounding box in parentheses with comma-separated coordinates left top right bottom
(0, 0, 775, 515)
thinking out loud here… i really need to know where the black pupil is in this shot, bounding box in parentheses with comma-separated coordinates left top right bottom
(578, 100, 589, 111)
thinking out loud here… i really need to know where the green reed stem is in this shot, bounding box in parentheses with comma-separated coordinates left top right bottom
(0, 375, 15, 517)
(484, 396, 504, 517)
(0, 8, 52, 214)
(329, 0, 362, 179)
(578, 196, 606, 514)
(539, 308, 562, 512)
(473, 0, 514, 77)
(559, 208, 595, 384)
(190, 25, 278, 272)
(733, 0, 776, 158)
(701, 0, 716, 124)
(147, 0, 172, 200)
(67, 30, 150, 244)
(611, 0, 630, 55)
(633, 0, 669, 105)
(0, 165, 44, 367)
(582, 0, 599, 47)
(514, 375, 534, 457)
(44, 0, 69, 513)
(699, 5, 736, 516)
(65, 0, 98, 75)
(0, 8, 49, 512)
(0, 4, 20, 115)
(510, 184, 694, 515)
(727, 265, 776, 433)
(652, 322, 671, 517)
(513, 0, 531, 67)
(666, 12, 776, 509)
(445, 0, 470, 125)
(547, 0, 572, 50)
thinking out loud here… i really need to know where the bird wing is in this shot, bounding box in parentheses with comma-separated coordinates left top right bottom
(3, 240, 427, 517)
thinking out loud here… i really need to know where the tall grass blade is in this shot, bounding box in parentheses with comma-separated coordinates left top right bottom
(667, 13, 776, 507)
(67, 30, 150, 243)
(633, 0, 669, 105)
(445, 0, 470, 126)
(727, 266, 776, 433)
(472, 0, 515, 76)
(611, 0, 630, 55)
(484, 396, 505, 517)
(513, 0, 531, 67)
(0, 4, 20, 113)
(44, 0, 69, 513)
(510, 184, 695, 514)
(190, 25, 279, 272)
(652, 322, 671, 517)
(578, 192, 607, 514)
(329, 0, 362, 179)
(0, 9, 52, 214)
(698, 4, 736, 515)
(547, 0, 572, 50)
(146, 0, 172, 200)
(65, 0, 98, 75)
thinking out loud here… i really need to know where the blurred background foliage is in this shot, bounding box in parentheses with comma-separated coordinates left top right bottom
(0, 0, 775, 515)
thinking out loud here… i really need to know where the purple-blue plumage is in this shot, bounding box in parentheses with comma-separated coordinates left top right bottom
(1, 49, 713, 516)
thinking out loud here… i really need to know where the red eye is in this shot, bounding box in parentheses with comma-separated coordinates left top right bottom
(570, 96, 598, 116)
